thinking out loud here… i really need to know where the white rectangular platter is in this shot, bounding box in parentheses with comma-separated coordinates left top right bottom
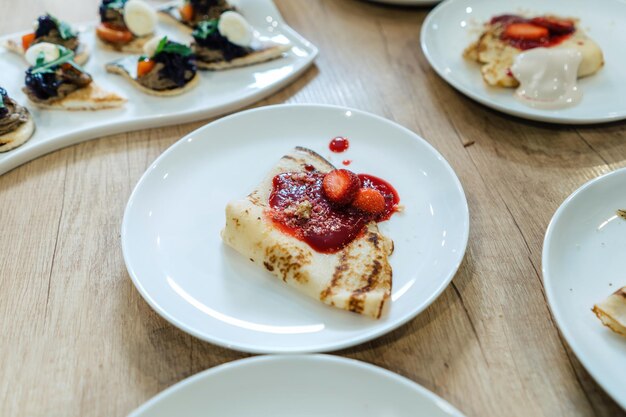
(0, 0, 318, 175)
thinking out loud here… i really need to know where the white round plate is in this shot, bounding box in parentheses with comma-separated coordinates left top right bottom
(122, 104, 469, 353)
(421, 0, 626, 124)
(128, 355, 466, 417)
(543, 168, 626, 409)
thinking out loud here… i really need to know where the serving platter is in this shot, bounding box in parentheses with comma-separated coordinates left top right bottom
(421, 0, 626, 124)
(0, 0, 317, 175)
(543, 168, 626, 410)
(121, 104, 469, 353)
(128, 355, 466, 417)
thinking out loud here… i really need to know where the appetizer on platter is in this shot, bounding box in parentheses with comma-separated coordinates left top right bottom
(4, 14, 90, 65)
(105, 36, 198, 96)
(593, 287, 626, 337)
(464, 15, 604, 88)
(97, 0, 158, 53)
(23, 43, 125, 110)
(159, 0, 234, 30)
(221, 147, 400, 319)
(0, 87, 35, 152)
(191, 11, 289, 70)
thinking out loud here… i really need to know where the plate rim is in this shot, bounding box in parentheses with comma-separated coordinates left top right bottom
(127, 354, 466, 417)
(121, 103, 470, 354)
(542, 167, 626, 410)
(0, 0, 319, 176)
(420, 0, 626, 125)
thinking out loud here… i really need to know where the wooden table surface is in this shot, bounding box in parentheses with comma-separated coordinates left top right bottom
(1, 0, 625, 416)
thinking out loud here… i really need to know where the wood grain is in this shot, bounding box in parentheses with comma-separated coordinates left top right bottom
(1, 0, 625, 416)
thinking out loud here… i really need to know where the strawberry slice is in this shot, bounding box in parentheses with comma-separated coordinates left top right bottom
(322, 169, 361, 206)
(503, 23, 549, 40)
(352, 188, 386, 214)
(529, 17, 575, 35)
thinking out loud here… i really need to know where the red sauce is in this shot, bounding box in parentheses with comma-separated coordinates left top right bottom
(342, 159, 352, 166)
(491, 14, 575, 51)
(268, 169, 399, 253)
(329, 136, 349, 153)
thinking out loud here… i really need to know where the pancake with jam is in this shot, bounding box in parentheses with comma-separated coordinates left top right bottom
(159, 0, 234, 30)
(23, 43, 125, 110)
(191, 11, 289, 70)
(221, 147, 399, 319)
(464, 15, 604, 87)
(593, 286, 626, 337)
(96, 0, 158, 54)
(0, 88, 35, 152)
(4, 13, 90, 65)
(105, 36, 199, 96)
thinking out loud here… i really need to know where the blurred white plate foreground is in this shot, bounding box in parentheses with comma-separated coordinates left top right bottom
(543, 168, 626, 409)
(122, 104, 469, 353)
(421, 0, 626, 124)
(128, 355, 466, 417)
(0, 0, 317, 175)
(367, 0, 441, 6)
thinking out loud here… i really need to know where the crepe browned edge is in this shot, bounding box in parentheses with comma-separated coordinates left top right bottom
(242, 146, 393, 319)
(105, 62, 200, 96)
(96, 35, 154, 54)
(593, 287, 626, 337)
(24, 83, 126, 111)
(196, 44, 289, 70)
(4, 38, 91, 65)
(0, 116, 35, 152)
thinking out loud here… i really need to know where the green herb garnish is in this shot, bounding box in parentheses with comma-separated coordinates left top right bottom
(31, 45, 84, 74)
(0, 95, 4, 110)
(192, 19, 218, 40)
(153, 36, 193, 57)
(47, 13, 76, 40)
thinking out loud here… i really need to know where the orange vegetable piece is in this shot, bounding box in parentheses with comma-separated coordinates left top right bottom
(95, 23, 133, 44)
(179, 3, 194, 22)
(22, 33, 36, 50)
(137, 58, 156, 77)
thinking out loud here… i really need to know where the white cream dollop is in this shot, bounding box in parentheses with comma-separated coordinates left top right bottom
(511, 47, 583, 110)
(124, 0, 157, 37)
(218, 11, 253, 47)
(25, 42, 61, 66)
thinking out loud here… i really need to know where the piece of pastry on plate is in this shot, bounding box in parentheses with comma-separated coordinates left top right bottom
(106, 36, 198, 96)
(23, 43, 125, 110)
(4, 13, 90, 65)
(0, 87, 35, 152)
(191, 11, 289, 70)
(96, 0, 158, 53)
(593, 287, 626, 337)
(159, 0, 234, 30)
(221, 147, 400, 319)
(617, 209, 626, 220)
(464, 15, 604, 87)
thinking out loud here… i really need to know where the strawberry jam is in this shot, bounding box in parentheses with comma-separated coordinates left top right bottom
(329, 136, 349, 153)
(491, 14, 576, 50)
(268, 169, 399, 253)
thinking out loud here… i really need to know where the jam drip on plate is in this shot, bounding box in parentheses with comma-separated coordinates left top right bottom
(491, 14, 576, 50)
(329, 136, 349, 153)
(268, 169, 399, 253)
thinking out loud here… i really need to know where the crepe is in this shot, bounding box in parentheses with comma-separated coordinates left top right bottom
(221, 147, 393, 319)
(24, 83, 126, 111)
(105, 57, 200, 96)
(97, 35, 154, 54)
(4, 39, 90, 65)
(593, 287, 626, 337)
(196, 44, 289, 70)
(464, 16, 604, 88)
(0, 116, 35, 152)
